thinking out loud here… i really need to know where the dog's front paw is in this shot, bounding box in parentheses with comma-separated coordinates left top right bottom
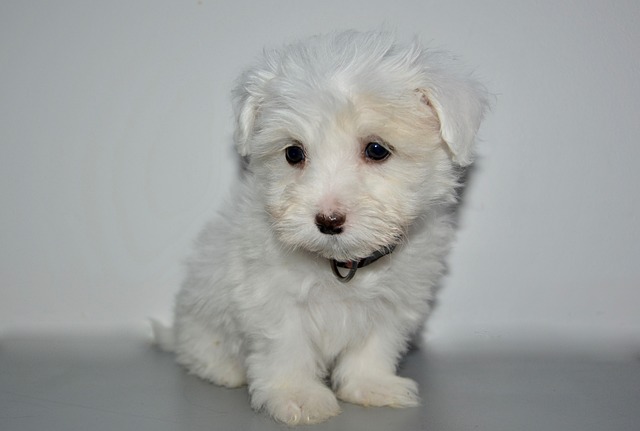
(336, 374, 420, 408)
(253, 382, 341, 425)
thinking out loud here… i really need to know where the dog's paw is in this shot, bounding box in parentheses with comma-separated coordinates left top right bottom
(256, 383, 341, 425)
(177, 352, 247, 388)
(336, 374, 420, 408)
(206, 361, 247, 388)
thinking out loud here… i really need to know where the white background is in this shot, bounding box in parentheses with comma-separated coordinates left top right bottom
(2, 1, 639, 350)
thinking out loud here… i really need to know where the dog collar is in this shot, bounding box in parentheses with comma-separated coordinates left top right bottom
(330, 243, 397, 283)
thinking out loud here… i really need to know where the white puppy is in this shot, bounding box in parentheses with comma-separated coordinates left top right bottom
(154, 30, 488, 425)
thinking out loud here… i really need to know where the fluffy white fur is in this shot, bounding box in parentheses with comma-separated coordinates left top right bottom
(154, 30, 488, 425)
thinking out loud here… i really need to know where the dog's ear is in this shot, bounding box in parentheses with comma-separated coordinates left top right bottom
(232, 66, 275, 157)
(418, 74, 489, 166)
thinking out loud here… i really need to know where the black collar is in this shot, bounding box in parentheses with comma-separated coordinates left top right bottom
(330, 243, 397, 283)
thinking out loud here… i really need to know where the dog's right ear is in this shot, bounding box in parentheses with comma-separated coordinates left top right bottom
(416, 56, 490, 167)
(232, 66, 275, 157)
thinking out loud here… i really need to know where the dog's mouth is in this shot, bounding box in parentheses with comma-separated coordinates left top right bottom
(296, 213, 406, 263)
(321, 233, 401, 258)
(270, 207, 405, 272)
(303, 229, 403, 283)
(274, 222, 402, 282)
(313, 234, 390, 261)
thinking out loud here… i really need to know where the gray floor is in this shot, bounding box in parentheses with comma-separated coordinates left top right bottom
(1, 333, 639, 431)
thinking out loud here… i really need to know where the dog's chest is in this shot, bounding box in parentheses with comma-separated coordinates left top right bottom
(301, 289, 382, 358)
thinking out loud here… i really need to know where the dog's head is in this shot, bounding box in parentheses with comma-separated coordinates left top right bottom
(232, 31, 488, 261)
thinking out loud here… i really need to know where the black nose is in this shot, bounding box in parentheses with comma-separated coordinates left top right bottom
(315, 212, 346, 235)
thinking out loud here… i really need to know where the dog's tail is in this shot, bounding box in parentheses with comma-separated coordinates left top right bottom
(149, 319, 176, 352)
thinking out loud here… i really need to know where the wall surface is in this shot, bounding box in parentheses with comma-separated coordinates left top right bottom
(2, 1, 639, 350)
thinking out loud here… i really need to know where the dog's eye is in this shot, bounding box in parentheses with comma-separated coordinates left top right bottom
(364, 141, 391, 162)
(285, 145, 306, 166)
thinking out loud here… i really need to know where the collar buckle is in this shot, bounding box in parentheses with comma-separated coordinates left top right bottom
(330, 243, 397, 283)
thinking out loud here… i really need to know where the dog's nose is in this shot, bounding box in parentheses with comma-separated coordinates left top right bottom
(315, 212, 346, 235)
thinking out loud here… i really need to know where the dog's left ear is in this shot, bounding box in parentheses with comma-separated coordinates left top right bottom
(232, 66, 275, 157)
(418, 75, 489, 166)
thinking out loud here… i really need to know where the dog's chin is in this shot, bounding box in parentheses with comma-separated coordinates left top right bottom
(281, 230, 399, 263)
(311, 243, 364, 263)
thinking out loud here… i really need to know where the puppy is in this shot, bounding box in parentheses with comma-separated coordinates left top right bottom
(154, 30, 488, 425)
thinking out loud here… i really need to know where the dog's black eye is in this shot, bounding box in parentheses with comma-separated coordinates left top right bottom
(364, 141, 390, 161)
(285, 145, 306, 166)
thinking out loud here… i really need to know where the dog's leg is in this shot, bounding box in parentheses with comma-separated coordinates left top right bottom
(332, 329, 420, 408)
(245, 326, 341, 425)
(173, 316, 247, 388)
